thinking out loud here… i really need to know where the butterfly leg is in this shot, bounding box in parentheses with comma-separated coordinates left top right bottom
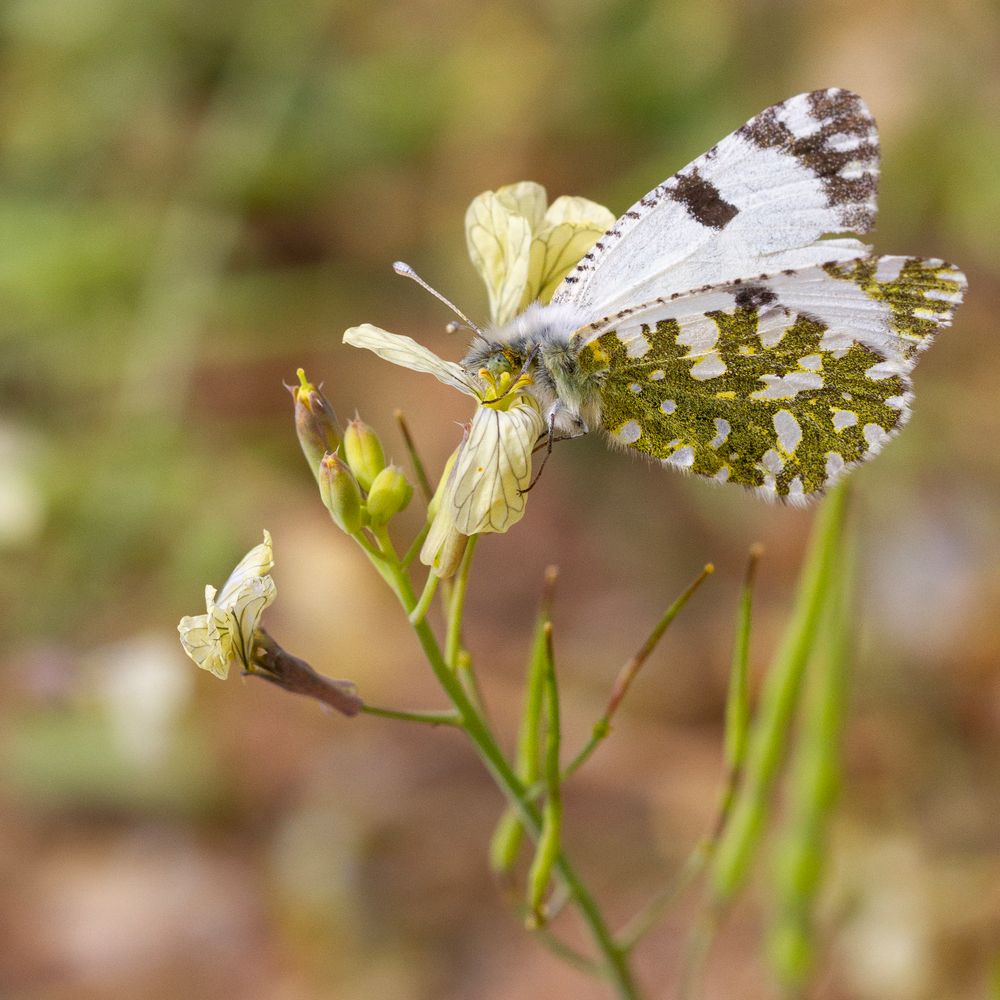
(522, 403, 587, 493)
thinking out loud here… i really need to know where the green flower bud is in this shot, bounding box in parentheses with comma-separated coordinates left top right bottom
(366, 464, 413, 527)
(343, 418, 386, 492)
(290, 368, 342, 480)
(319, 452, 364, 534)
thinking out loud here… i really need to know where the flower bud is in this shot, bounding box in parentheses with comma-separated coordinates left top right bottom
(290, 369, 341, 480)
(365, 464, 413, 527)
(319, 452, 364, 534)
(343, 418, 386, 492)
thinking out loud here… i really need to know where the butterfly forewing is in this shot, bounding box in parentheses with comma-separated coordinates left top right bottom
(576, 255, 965, 502)
(553, 88, 880, 317)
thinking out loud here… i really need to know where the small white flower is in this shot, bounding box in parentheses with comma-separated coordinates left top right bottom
(177, 530, 276, 679)
(343, 325, 545, 574)
(465, 181, 615, 324)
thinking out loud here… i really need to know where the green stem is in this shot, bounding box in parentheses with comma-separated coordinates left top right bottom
(620, 546, 765, 950)
(491, 567, 557, 873)
(617, 845, 708, 953)
(445, 535, 478, 668)
(527, 621, 563, 926)
(351, 529, 398, 591)
(709, 484, 850, 906)
(380, 546, 641, 999)
(564, 563, 714, 782)
(401, 520, 431, 569)
(409, 570, 439, 625)
(360, 704, 461, 726)
(394, 408, 434, 502)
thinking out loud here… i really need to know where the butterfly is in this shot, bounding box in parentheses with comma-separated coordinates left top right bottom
(346, 88, 966, 541)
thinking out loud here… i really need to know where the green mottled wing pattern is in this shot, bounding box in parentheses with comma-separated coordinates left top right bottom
(576, 255, 965, 503)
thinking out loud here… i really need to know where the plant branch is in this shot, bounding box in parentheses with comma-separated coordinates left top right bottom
(564, 563, 714, 781)
(360, 704, 461, 726)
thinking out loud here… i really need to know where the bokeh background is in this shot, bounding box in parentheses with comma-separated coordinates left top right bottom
(2, 0, 999, 997)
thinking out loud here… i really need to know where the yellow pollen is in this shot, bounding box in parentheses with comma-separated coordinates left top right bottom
(479, 366, 532, 406)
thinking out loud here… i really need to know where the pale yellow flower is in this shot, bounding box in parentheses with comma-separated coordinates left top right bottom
(343, 182, 610, 576)
(342, 324, 545, 575)
(465, 181, 615, 324)
(177, 530, 276, 679)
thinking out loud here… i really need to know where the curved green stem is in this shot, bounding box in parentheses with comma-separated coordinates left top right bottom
(375, 542, 641, 999)
(445, 535, 478, 668)
(360, 704, 461, 726)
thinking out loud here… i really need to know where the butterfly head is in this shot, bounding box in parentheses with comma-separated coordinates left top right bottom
(458, 342, 534, 411)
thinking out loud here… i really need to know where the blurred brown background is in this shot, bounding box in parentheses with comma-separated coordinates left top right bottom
(2, 0, 999, 997)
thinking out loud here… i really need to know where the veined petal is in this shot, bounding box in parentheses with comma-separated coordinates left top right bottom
(179, 532, 276, 680)
(216, 575, 277, 671)
(178, 612, 232, 680)
(528, 220, 613, 305)
(420, 442, 469, 578)
(465, 191, 533, 325)
(494, 181, 548, 231)
(344, 324, 480, 396)
(450, 396, 545, 535)
(542, 195, 616, 231)
(216, 529, 274, 608)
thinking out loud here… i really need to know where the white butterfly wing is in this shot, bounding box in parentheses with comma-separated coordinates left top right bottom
(553, 89, 880, 316)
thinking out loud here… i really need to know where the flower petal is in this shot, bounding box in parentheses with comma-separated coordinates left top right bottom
(343, 324, 480, 396)
(179, 532, 276, 680)
(529, 198, 616, 305)
(465, 191, 533, 325)
(216, 529, 274, 608)
(450, 396, 545, 535)
(494, 181, 548, 231)
(217, 574, 277, 671)
(542, 195, 616, 230)
(178, 612, 232, 679)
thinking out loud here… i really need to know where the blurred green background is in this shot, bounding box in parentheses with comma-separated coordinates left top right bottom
(2, 0, 998, 997)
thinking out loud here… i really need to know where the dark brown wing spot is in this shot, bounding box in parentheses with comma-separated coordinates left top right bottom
(669, 168, 739, 229)
(734, 284, 777, 309)
(737, 90, 878, 226)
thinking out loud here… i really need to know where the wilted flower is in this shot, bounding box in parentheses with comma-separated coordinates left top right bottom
(465, 181, 615, 324)
(177, 530, 276, 679)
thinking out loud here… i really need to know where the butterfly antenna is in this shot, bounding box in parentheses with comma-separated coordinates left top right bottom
(393, 262, 489, 344)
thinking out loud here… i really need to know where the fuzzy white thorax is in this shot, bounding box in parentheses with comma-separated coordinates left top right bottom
(486, 301, 600, 436)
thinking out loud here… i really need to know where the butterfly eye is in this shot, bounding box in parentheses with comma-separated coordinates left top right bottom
(480, 348, 520, 379)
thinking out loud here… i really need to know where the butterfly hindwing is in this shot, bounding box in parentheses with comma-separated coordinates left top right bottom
(553, 88, 880, 316)
(575, 255, 965, 502)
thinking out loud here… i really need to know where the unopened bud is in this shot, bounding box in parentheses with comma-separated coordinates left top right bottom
(366, 464, 413, 527)
(343, 418, 386, 492)
(319, 452, 364, 534)
(290, 368, 342, 480)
